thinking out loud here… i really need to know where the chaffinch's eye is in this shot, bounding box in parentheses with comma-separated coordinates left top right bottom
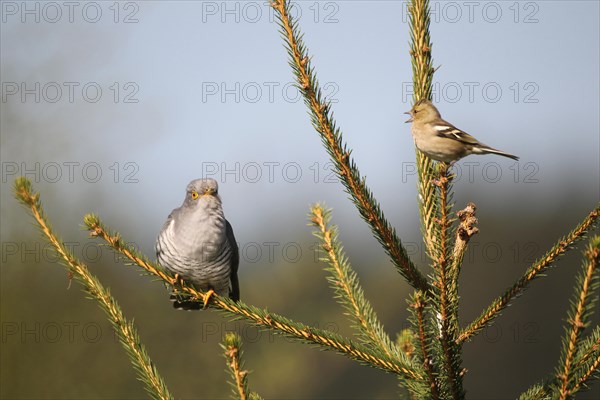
(191, 191, 199, 200)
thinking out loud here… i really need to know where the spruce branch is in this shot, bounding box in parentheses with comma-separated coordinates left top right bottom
(309, 204, 402, 362)
(555, 236, 600, 399)
(222, 332, 261, 400)
(417, 151, 441, 261)
(408, 0, 440, 262)
(448, 203, 478, 332)
(520, 330, 600, 399)
(408, 1, 465, 396)
(518, 384, 551, 400)
(13, 177, 173, 400)
(397, 329, 416, 360)
(459, 203, 600, 343)
(450, 202, 479, 282)
(569, 327, 600, 395)
(431, 164, 464, 399)
(270, 0, 428, 292)
(519, 325, 600, 400)
(84, 215, 423, 380)
(408, 0, 435, 102)
(409, 291, 441, 399)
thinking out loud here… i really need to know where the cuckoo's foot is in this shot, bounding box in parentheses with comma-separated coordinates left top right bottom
(203, 289, 215, 309)
(173, 273, 185, 287)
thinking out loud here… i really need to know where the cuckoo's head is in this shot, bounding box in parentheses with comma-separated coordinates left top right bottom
(183, 178, 222, 209)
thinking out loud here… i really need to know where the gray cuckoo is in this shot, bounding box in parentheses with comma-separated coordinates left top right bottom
(156, 178, 239, 309)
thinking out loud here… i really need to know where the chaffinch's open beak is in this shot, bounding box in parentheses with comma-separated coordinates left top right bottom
(404, 111, 413, 123)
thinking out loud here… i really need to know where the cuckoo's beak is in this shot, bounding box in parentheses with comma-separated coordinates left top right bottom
(203, 188, 216, 197)
(404, 111, 413, 123)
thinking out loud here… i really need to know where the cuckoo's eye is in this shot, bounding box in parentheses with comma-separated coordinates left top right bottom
(191, 191, 199, 200)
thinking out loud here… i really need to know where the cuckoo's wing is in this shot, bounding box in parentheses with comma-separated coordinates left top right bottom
(156, 208, 178, 260)
(225, 219, 240, 301)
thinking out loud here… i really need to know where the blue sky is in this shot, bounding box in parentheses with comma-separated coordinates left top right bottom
(1, 0, 598, 263)
(2, 1, 599, 254)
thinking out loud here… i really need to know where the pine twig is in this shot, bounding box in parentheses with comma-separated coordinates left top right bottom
(408, 0, 439, 262)
(13, 177, 173, 400)
(459, 203, 600, 343)
(223, 334, 247, 400)
(417, 150, 440, 261)
(408, 0, 465, 397)
(222, 332, 261, 400)
(519, 331, 600, 399)
(569, 329, 600, 395)
(450, 202, 479, 281)
(448, 202, 478, 331)
(432, 164, 464, 399)
(270, 0, 428, 292)
(411, 291, 440, 399)
(84, 215, 422, 380)
(556, 236, 600, 399)
(517, 384, 551, 400)
(408, 0, 435, 101)
(309, 204, 403, 362)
